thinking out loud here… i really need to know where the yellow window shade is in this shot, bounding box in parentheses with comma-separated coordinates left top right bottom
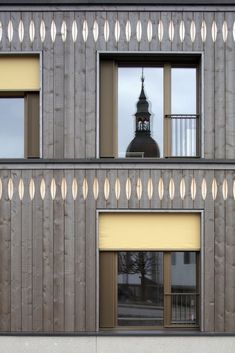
(0, 56, 40, 91)
(99, 213, 200, 251)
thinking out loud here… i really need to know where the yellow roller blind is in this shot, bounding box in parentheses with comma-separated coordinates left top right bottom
(99, 213, 200, 251)
(0, 55, 40, 90)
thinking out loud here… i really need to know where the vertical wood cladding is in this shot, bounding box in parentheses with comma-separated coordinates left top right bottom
(0, 8, 235, 333)
(0, 167, 235, 332)
(0, 10, 234, 158)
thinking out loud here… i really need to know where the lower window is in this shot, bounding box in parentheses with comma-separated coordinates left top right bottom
(100, 251, 200, 329)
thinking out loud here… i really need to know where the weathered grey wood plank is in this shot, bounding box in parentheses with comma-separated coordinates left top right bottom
(128, 169, 140, 209)
(129, 12, 139, 52)
(74, 12, 86, 158)
(160, 12, 172, 51)
(204, 170, 215, 331)
(182, 11, 193, 51)
(106, 169, 118, 209)
(161, 169, 172, 209)
(106, 11, 118, 51)
(192, 12, 204, 52)
(74, 170, 86, 331)
(171, 11, 183, 52)
(139, 170, 150, 209)
(42, 170, 54, 332)
(53, 12, 65, 158)
(85, 12, 96, 158)
(182, 169, 194, 210)
(32, 11, 43, 52)
(214, 170, 225, 331)
(0, 12, 11, 51)
(21, 12, 33, 52)
(32, 170, 43, 331)
(96, 11, 107, 53)
(42, 12, 54, 158)
(64, 170, 75, 331)
(117, 169, 129, 209)
(172, 169, 183, 210)
(193, 169, 204, 210)
(139, 11, 150, 52)
(117, 12, 129, 52)
(21, 170, 33, 331)
(85, 170, 96, 331)
(203, 12, 215, 159)
(64, 12, 75, 158)
(150, 169, 162, 209)
(225, 13, 235, 159)
(10, 170, 22, 331)
(10, 11, 21, 52)
(0, 170, 11, 331)
(53, 170, 65, 331)
(225, 171, 235, 331)
(214, 12, 226, 159)
(149, 12, 161, 52)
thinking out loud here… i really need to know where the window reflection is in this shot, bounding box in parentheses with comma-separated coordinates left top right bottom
(0, 98, 24, 158)
(118, 251, 164, 326)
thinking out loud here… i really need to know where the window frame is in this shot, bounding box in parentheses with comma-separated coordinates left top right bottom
(0, 53, 42, 159)
(98, 51, 203, 159)
(99, 250, 200, 330)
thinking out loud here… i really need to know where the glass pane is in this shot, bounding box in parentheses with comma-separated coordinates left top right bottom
(118, 67, 163, 157)
(171, 68, 196, 114)
(171, 68, 197, 157)
(171, 252, 197, 325)
(0, 98, 24, 158)
(118, 251, 164, 326)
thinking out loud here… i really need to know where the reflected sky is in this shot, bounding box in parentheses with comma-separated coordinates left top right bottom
(118, 67, 164, 157)
(0, 98, 24, 158)
(118, 67, 196, 158)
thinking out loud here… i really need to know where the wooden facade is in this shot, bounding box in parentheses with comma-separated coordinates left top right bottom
(0, 2, 235, 333)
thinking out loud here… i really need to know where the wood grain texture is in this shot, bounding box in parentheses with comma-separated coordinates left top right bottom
(10, 170, 22, 331)
(42, 170, 54, 332)
(42, 12, 54, 158)
(149, 11, 161, 52)
(64, 170, 75, 331)
(74, 170, 86, 331)
(225, 171, 235, 331)
(53, 170, 65, 331)
(85, 170, 97, 331)
(21, 170, 33, 331)
(214, 170, 225, 331)
(214, 12, 226, 159)
(64, 12, 75, 158)
(0, 170, 11, 331)
(32, 170, 43, 331)
(204, 170, 215, 331)
(225, 13, 235, 159)
(150, 169, 162, 209)
(85, 12, 96, 159)
(203, 12, 215, 159)
(10, 11, 21, 52)
(183, 11, 193, 52)
(74, 12, 86, 158)
(54, 12, 65, 158)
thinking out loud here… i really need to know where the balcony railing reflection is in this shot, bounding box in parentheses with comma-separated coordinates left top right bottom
(165, 292, 199, 327)
(165, 114, 200, 157)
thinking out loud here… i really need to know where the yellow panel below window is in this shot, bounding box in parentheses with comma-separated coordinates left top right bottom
(99, 212, 200, 251)
(0, 56, 40, 91)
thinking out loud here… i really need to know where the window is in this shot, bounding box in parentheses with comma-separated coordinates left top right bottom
(100, 251, 200, 328)
(99, 54, 201, 158)
(0, 55, 40, 158)
(99, 212, 201, 330)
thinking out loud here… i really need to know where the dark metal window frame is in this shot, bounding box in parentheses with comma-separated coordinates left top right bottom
(99, 52, 202, 159)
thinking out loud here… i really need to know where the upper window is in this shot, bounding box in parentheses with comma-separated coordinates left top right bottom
(0, 55, 40, 158)
(100, 54, 201, 158)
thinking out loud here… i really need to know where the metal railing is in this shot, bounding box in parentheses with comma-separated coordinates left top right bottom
(165, 114, 200, 157)
(166, 292, 199, 326)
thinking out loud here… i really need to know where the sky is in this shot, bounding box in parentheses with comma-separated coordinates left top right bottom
(118, 67, 196, 157)
(0, 98, 24, 158)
